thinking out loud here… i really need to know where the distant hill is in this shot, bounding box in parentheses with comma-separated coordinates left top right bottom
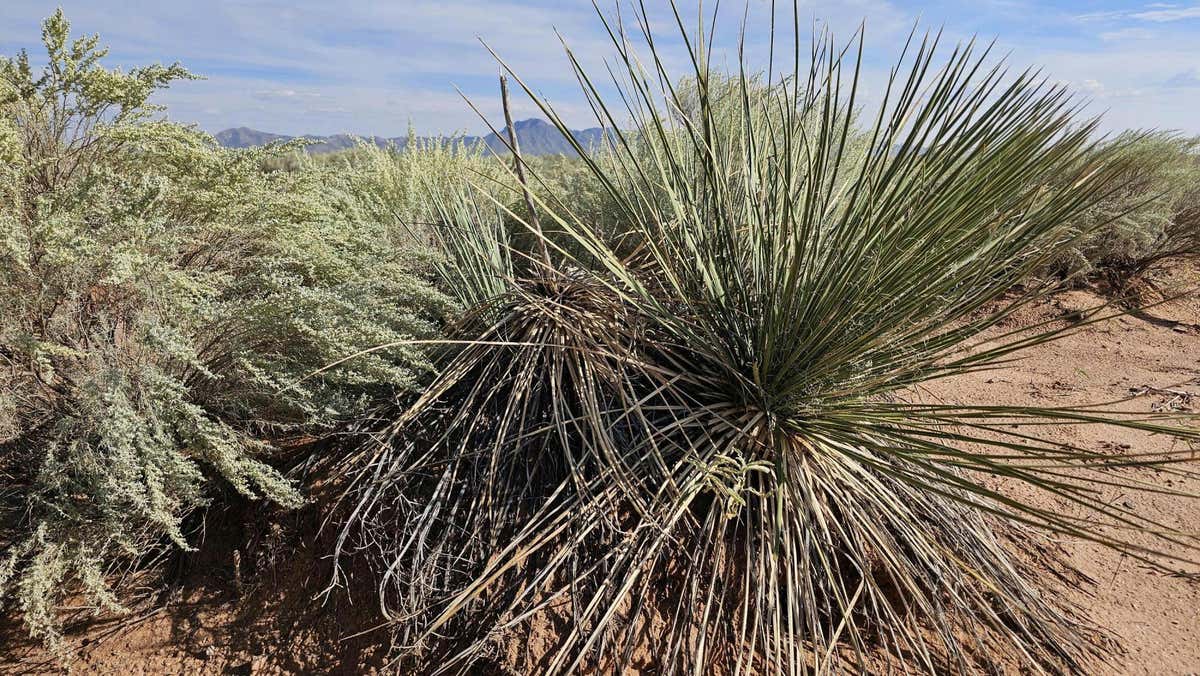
(480, 118, 609, 156)
(213, 127, 292, 148)
(214, 118, 609, 157)
(214, 127, 395, 154)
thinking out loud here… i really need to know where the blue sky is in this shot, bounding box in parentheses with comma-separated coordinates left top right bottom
(3, 1, 1200, 136)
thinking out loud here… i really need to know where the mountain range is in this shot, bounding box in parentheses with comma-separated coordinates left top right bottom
(214, 118, 607, 157)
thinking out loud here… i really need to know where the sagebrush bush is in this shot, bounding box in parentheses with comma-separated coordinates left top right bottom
(0, 11, 453, 651)
(1050, 132, 1200, 285)
(308, 134, 501, 234)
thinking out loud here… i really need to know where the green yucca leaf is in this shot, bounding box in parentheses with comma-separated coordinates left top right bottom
(337, 2, 1198, 674)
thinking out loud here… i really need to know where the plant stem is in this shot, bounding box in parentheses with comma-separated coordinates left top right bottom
(499, 72, 552, 272)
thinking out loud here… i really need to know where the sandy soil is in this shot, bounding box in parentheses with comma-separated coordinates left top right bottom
(2, 274, 1198, 675)
(0, 495, 393, 675)
(919, 280, 1200, 676)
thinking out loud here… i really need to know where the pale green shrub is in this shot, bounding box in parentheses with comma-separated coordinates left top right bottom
(1051, 133, 1200, 285)
(320, 136, 501, 240)
(0, 11, 450, 651)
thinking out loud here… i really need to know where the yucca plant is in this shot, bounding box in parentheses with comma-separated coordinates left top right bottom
(336, 3, 1200, 673)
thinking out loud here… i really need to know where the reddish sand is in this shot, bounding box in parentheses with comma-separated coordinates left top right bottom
(3, 274, 1198, 675)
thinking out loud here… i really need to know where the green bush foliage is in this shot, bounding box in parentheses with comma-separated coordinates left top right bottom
(1051, 132, 1200, 284)
(0, 11, 451, 650)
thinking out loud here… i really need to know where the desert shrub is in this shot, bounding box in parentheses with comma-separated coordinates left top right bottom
(1050, 132, 1200, 285)
(0, 11, 450, 651)
(335, 4, 1200, 674)
(319, 136, 501, 241)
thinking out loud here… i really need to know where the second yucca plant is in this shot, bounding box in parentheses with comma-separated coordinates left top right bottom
(337, 3, 1200, 673)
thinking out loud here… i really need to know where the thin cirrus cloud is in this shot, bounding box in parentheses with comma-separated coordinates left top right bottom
(1165, 69, 1200, 88)
(1, 1, 1199, 136)
(1130, 5, 1200, 21)
(1076, 3, 1200, 23)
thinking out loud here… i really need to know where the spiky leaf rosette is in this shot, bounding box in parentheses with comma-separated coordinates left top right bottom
(336, 3, 1200, 673)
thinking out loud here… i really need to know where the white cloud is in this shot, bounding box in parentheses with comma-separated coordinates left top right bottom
(1130, 6, 1200, 22)
(1165, 69, 1200, 88)
(1098, 27, 1155, 41)
(1079, 3, 1200, 25)
(252, 89, 325, 99)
